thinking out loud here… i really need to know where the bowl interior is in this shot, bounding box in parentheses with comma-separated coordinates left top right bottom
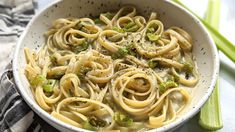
(13, 0, 219, 131)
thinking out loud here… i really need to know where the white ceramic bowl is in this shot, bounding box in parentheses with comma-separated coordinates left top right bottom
(13, 0, 219, 131)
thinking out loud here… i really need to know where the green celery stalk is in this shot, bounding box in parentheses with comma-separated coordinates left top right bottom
(199, 0, 223, 130)
(172, 0, 235, 62)
(204, 0, 220, 28)
(200, 80, 223, 130)
(199, 79, 223, 131)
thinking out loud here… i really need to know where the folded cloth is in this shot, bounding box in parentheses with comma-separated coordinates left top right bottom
(0, 0, 59, 132)
(0, 0, 35, 73)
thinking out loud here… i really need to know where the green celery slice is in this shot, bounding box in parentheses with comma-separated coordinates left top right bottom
(113, 112, 133, 127)
(30, 75, 47, 86)
(42, 79, 56, 93)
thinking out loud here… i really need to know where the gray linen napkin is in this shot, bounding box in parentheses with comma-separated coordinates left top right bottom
(0, 0, 34, 73)
(0, 0, 59, 132)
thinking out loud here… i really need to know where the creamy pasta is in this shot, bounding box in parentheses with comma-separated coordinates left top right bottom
(24, 6, 199, 132)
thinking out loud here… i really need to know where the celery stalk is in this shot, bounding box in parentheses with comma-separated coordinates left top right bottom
(172, 0, 235, 62)
(204, 0, 220, 28)
(199, 0, 223, 130)
(200, 80, 223, 130)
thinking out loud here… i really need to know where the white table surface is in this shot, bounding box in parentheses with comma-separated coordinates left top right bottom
(36, 0, 235, 131)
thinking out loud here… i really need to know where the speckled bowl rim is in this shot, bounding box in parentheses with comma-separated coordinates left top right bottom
(13, 0, 220, 131)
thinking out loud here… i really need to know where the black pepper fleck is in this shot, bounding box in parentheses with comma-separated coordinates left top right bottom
(89, 13, 92, 17)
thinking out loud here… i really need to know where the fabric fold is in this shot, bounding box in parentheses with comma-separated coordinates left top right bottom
(0, 0, 58, 131)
